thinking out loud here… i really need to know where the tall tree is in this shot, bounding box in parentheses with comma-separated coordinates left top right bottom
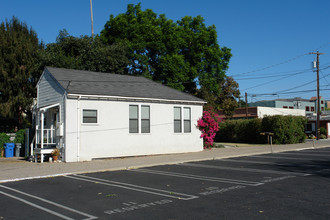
(217, 76, 240, 117)
(100, 3, 232, 96)
(42, 29, 130, 74)
(0, 17, 42, 129)
(199, 76, 240, 117)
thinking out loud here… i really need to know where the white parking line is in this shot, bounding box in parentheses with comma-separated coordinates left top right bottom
(178, 163, 308, 176)
(278, 152, 330, 157)
(298, 150, 330, 153)
(312, 150, 330, 153)
(0, 185, 97, 220)
(222, 158, 322, 168)
(222, 159, 278, 165)
(250, 155, 316, 161)
(130, 169, 263, 186)
(65, 175, 198, 201)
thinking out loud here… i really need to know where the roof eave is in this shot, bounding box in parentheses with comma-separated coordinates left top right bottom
(67, 93, 206, 105)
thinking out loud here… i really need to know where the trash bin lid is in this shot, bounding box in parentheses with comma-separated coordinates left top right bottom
(4, 143, 15, 148)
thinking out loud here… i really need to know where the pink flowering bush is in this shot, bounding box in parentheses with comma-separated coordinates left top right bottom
(197, 108, 221, 149)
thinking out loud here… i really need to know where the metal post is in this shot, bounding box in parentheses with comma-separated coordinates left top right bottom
(90, 0, 94, 38)
(270, 135, 273, 153)
(245, 92, 248, 119)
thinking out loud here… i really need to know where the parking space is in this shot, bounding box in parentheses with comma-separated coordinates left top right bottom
(1, 147, 330, 219)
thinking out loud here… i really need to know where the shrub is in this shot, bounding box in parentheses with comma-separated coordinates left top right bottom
(14, 129, 25, 144)
(320, 134, 327, 139)
(320, 127, 327, 136)
(261, 115, 307, 144)
(215, 115, 307, 144)
(197, 108, 221, 149)
(215, 118, 263, 144)
(0, 133, 11, 149)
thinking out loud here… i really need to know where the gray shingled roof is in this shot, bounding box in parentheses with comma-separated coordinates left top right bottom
(46, 67, 205, 103)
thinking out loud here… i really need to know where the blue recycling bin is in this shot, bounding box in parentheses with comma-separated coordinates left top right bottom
(4, 143, 15, 158)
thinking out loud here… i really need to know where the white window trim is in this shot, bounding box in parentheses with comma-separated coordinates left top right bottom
(174, 106, 191, 134)
(183, 107, 191, 133)
(82, 109, 99, 125)
(129, 104, 150, 134)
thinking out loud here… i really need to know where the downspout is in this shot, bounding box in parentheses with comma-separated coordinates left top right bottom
(40, 110, 44, 149)
(77, 95, 81, 162)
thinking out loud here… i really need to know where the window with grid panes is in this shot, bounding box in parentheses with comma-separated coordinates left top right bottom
(82, 110, 97, 123)
(141, 105, 150, 133)
(174, 107, 182, 133)
(184, 107, 191, 133)
(129, 105, 139, 133)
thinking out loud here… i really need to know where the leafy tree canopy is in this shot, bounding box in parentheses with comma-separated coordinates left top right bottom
(0, 17, 43, 129)
(101, 3, 237, 109)
(41, 29, 130, 74)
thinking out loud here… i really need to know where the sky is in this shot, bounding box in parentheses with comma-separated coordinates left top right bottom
(1, 0, 330, 102)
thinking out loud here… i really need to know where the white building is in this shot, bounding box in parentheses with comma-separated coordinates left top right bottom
(256, 107, 305, 118)
(218, 106, 305, 120)
(32, 67, 205, 162)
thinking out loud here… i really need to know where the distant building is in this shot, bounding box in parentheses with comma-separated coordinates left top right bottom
(248, 97, 325, 115)
(218, 106, 305, 120)
(325, 100, 330, 109)
(305, 112, 330, 138)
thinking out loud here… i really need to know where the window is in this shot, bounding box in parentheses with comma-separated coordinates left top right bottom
(83, 110, 97, 123)
(321, 100, 324, 104)
(321, 107, 324, 111)
(184, 107, 191, 133)
(129, 105, 150, 134)
(311, 106, 315, 112)
(283, 106, 288, 109)
(174, 107, 191, 133)
(174, 107, 182, 133)
(305, 106, 310, 111)
(129, 105, 139, 133)
(289, 106, 294, 109)
(141, 105, 150, 133)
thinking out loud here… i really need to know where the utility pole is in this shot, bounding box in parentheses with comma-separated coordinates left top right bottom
(310, 51, 324, 140)
(245, 92, 248, 119)
(90, 0, 94, 38)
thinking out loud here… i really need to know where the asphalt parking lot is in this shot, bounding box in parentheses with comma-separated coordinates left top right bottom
(0, 147, 330, 219)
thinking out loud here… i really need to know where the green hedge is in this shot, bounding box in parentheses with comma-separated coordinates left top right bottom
(215, 115, 307, 144)
(0, 133, 11, 149)
(14, 129, 25, 144)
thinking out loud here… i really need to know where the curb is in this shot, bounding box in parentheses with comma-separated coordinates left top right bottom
(1, 145, 329, 184)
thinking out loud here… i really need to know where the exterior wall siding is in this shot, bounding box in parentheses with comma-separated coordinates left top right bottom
(65, 98, 203, 162)
(37, 69, 65, 108)
(37, 69, 66, 124)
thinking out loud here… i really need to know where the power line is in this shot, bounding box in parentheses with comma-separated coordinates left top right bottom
(235, 63, 330, 80)
(273, 71, 330, 94)
(320, 70, 329, 86)
(231, 42, 330, 77)
(231, 53, 309, 77)
(235, 68, 310, 80)
(249, 88, 330, 97)
(241, 69, 312, 92)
